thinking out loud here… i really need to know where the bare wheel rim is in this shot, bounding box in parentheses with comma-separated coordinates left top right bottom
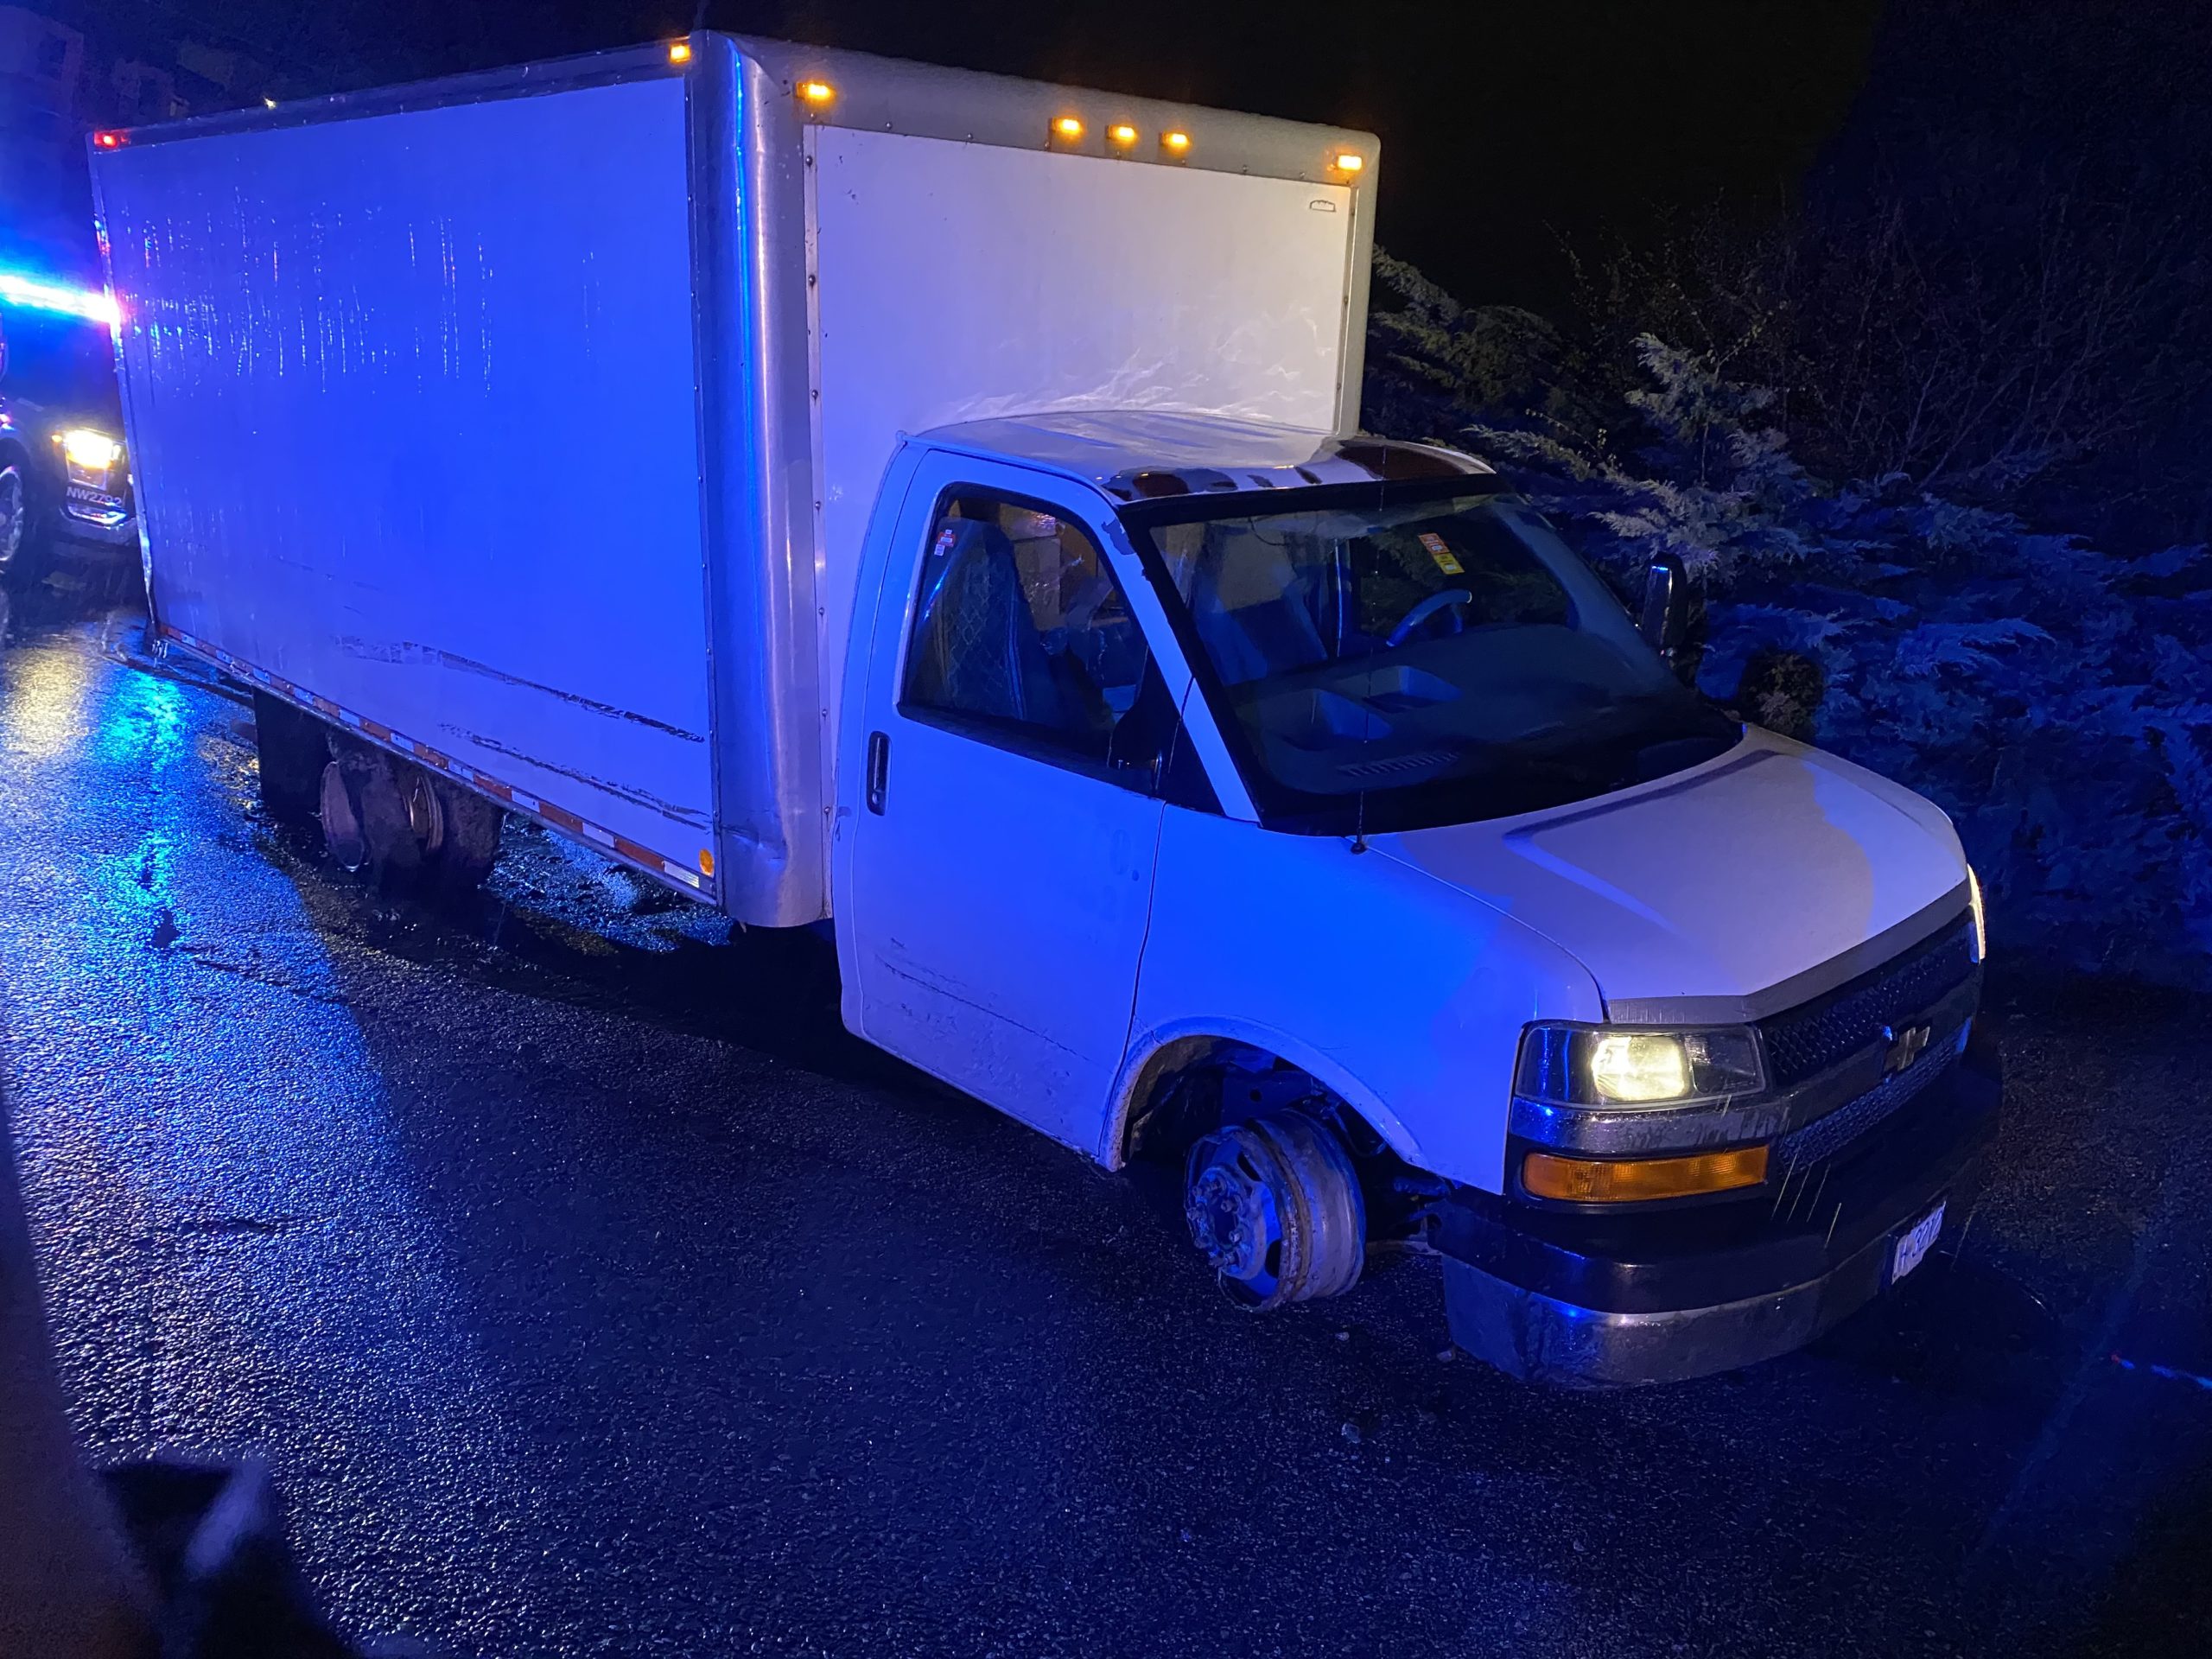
(1184, 1111, 1366, 1309)
(318, 760, 367, 871)
(404, 769, 445, 855)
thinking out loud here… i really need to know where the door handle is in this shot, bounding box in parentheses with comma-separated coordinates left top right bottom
(866, 729, 890, 814)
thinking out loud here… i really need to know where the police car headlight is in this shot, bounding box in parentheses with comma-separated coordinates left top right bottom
(59, 428, 124, 473)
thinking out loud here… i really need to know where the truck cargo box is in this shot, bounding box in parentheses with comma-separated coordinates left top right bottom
(92, 35, 1376, 923)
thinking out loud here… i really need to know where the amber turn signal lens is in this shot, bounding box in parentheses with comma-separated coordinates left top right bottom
(1522, 1144, 1770, 1203)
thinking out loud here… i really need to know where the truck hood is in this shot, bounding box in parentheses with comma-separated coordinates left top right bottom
(1374, 730, 1968, 1022)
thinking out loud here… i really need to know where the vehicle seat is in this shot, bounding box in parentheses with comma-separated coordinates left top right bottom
(909, 521, 1069, 729)
(1188, 527, 1329, 684)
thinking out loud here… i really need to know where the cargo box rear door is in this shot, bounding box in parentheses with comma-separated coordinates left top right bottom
(96, 65, 721, 894)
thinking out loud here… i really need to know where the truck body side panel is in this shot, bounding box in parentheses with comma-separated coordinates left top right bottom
(806, 125, 1355, 813)
(97, 73, 722, 889)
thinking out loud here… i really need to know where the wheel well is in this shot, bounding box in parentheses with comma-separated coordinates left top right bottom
(1120, 1039, 1389, 1161)
(1118, 1039, 1435, 1241)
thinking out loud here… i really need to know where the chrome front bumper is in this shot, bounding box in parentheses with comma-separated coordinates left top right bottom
(1440, 1031, 2001, 1388)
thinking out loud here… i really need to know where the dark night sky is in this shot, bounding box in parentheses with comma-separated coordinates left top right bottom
(74, 0, 1889, 308)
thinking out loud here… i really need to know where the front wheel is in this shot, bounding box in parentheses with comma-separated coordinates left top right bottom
(1184, 1111, 1367, 1309)
(0, 461, 45, 593)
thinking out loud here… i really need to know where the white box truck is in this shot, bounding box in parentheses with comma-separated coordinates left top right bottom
(90, 33, 2000, 1386)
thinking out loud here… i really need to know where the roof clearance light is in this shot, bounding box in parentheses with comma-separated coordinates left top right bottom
(1161, 130, 1191, 155)
(798, 79, 834, 105)
(94, 130, 125, 149)
(1052, 116, 1084, 140)
(1108, 123, 1138, 147)
(1334, 151, 1363, 172)
(668, 41, 693, 64)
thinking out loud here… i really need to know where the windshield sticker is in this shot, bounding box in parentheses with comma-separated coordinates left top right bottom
(1419, 531, 1465, 575)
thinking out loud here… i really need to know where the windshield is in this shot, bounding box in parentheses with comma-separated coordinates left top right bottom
(1123, 481, 1741, 832)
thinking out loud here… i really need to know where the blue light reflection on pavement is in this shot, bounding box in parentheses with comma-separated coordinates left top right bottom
(0, 621, 530, 1652)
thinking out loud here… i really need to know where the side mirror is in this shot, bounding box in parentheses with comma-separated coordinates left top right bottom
(1638, 551, 1694, 670)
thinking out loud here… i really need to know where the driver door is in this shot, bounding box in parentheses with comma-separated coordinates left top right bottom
(842, 456, 1188, 1151)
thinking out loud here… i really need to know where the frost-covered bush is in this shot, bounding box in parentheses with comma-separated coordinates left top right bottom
(1364, 255, 2212, 984)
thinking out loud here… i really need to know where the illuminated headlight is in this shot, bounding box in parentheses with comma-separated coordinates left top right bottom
(1516, 1024, 1766, 1109)
(59, 428, 124, 474)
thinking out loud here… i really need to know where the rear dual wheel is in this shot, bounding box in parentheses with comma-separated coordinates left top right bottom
(408, 763, 504, 899)
(316, 739, 501, 899)
(254, 696, 499, 899)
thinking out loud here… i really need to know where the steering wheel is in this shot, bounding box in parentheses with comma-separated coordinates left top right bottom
(1385, 588, 1473, 648)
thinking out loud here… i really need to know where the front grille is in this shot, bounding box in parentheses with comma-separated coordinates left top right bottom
(1776, 1032, 1963, 1167)
(1759, 915, 1976, 1088)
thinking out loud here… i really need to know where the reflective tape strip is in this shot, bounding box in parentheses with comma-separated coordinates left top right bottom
(161, 624, 713, 899)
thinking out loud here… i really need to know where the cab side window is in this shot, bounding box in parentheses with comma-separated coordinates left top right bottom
(903, 492, 1162, 776)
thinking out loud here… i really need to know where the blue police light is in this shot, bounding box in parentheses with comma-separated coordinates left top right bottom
(0, 267, 121, 327)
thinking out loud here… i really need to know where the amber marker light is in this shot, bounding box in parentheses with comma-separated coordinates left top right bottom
(1522, 1145, 1770, 1204)
(668, 41, 692, 64)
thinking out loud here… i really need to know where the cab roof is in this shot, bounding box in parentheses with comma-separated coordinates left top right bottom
(916, 411, 1495, 504)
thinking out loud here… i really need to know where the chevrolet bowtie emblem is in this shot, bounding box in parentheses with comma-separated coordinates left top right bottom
(1881, 1021, 1934, 1075)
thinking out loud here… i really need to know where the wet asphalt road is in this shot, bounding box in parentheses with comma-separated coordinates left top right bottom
(3, 594, 2209, 1658)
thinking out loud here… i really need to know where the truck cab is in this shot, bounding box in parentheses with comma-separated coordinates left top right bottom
(838, 410, 1999, 1387)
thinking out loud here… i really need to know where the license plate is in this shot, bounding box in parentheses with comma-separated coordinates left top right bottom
(1891, 1199, 1946, 1283)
